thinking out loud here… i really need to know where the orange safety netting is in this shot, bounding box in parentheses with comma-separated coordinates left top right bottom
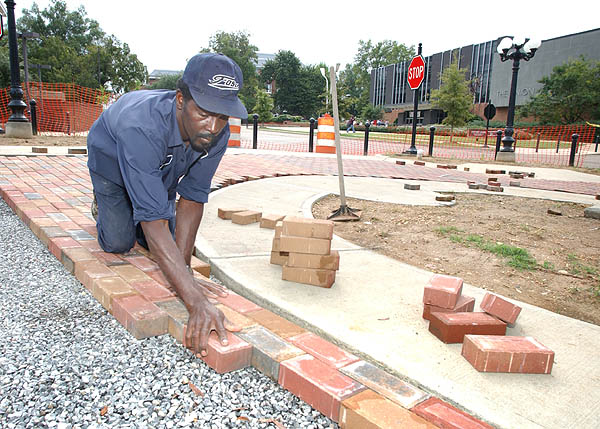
(0, 82, 116, 135)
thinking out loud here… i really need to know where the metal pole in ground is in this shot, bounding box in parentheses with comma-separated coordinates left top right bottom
(252, 114, 258, 149)
(569, 133, 579, 167)
(29, 99, 37, 135)
(535, 133, 540, 152)
(494, 129, 502, 160)
(428, 126, 435, 156)
(363, 122, 370, 156)
(308, 117, 315, 152)
(328, 64, 359, 221)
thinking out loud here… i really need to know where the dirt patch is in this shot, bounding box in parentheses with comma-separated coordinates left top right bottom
(313, 193, 600, 325)
(0, 135, 86, 146)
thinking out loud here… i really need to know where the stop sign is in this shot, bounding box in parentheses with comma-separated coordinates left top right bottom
(407, 55, 425, 90)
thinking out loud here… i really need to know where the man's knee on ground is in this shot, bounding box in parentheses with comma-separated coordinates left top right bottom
(97, 235, 135, 254)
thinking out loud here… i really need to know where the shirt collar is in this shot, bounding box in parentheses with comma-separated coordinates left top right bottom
(168, 97, 184, 148)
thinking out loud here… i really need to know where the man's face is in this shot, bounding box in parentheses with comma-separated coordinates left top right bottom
(177, 92, 229, 155)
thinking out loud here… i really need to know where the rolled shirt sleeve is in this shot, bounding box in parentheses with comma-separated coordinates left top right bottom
(116, 126, 173, 224)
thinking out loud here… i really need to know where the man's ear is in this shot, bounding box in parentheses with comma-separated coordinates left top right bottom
(175, 90, 183, 110)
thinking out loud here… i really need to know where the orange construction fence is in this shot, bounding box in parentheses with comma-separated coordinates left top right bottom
(0, 82, 116, 135)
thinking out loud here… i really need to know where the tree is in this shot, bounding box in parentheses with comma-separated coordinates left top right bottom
(201, 31, 259, 113)
(254, 89, 273, 123)
(147, 73, 182, 90)
(430, 54, 472, 141)
(11, 0, 147, 93)
(518, 57, 600, 124)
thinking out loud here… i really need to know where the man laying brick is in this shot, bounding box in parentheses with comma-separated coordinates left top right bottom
(86, 53, 246, 357)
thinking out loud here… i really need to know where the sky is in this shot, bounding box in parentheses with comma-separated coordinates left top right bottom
(10, 0, 600, 74)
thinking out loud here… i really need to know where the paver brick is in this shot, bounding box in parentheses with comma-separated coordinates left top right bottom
(287, 251, 340, 270)
(279, 235, 331, 255)
(279, 354, 366, 422)
(404, 184, 420, 190)
(462, 335, 554, 374)
(480, 292, 522, 324)
(271, 237, 282, 252)
(429, 312, 506, 343)
(38, 226, 70, 246)
(61, 246, 97, 274)
(94, 251, 129, 266)
(75, 261, 118, 291)
(260, 213, 286, 229)
(93, 276, 139, 312)
(282, 266, 336, 288)
(435, 195, 455, 202)
(130, 279, 175, 302)
(217, 207, 247, 220)
(155, 298, 189, 343)
(269, 251, 289, 266)
(48, 236, 81, 260)
(411, 397, 494, 429)
(423, 295, 475, 321)
(216, 304, 257, 330)
(111, 264, 153, 283)
(126, 255, 160, 272)
(423, 275, 463, 309)
(200, 331, 253, 374)
(289, 332, 358, 369)
(112, 294, 169, 339)
(238, 326, 305, 381)
(231, 210, 262, 225)
(216, 292, 263, 314)
(246, 309, 306, 339)
(340, 361, 428, 409)
(341, 389, 436, 429)
(282, 216, 334, 240)
(274, 221, 283, 238)
(190, 255, 211, 277)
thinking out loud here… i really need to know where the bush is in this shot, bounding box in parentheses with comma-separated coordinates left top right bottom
(272, 114, 304, 123)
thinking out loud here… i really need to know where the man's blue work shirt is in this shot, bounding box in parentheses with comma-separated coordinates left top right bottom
(87, 90, 229, 225)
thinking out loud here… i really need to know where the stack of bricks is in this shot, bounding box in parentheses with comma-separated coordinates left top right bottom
(272, 216, 339, 289)
(424, 275, 554, 374)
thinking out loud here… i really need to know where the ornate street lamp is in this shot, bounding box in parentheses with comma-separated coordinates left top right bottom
(496, 36, 541, 157)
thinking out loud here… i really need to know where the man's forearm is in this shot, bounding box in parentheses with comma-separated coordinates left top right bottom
(175, 198, 204, 265)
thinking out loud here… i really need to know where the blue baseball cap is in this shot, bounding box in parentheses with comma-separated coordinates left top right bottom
(182, 53, 248, 119)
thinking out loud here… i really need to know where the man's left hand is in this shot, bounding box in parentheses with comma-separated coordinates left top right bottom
(192, 275, 229, 299)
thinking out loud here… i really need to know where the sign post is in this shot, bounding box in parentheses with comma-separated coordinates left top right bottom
(483, 103, 496, 147)
(404, 43, 424, 154)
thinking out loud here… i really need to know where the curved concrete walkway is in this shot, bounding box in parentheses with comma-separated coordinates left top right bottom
(195, 173, 600, 429)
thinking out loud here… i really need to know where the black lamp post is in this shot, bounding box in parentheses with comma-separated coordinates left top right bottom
(496, 36, 541, 153)
(4, 0, 32, 137)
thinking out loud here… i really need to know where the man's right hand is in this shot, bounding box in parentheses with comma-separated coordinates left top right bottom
(185, 293, 240, 357)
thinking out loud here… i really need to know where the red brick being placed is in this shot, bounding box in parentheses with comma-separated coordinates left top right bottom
(200, 331, 253, 374)
(423, 274, 463, 309)
(428, 312, 506, 344)
(281, 216, 334, 240)
(411, 397, 494, 429)
(286, 250, 340, 271)
(282, 266, 336, 288)
(217, 207, 246, 220)
(279, 235, 331, 255)
(112, 294, 168, 339)
(462, 335, 554, 374)
(480, 292, 522, 324)
(423, 295, 475, 321)
(231, 210, 262, 225)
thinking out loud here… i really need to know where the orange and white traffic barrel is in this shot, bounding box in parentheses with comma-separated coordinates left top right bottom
(228, 117, 241, 147)
(316, 114, 336, 154)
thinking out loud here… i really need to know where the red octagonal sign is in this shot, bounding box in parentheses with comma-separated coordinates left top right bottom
(407, 55, 425, 90)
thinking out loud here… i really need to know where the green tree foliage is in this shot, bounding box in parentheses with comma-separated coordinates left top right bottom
(518, 57, 600, 124)
(430, 54, 472, 140)
(254, 89, 274, 122)
(361, 105, 384, 122)
(10, 0, 147, 93)
(339, 40, 414, 117)
(146, 73, 182, 90)
(260, 51, 323, 118)
(201, 31, 259, 113)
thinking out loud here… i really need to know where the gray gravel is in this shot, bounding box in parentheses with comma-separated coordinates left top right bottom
(0, 198, 338, 429)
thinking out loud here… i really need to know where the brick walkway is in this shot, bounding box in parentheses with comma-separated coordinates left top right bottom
(0, 152, 597, 428)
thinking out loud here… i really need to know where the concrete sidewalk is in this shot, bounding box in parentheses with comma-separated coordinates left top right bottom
(195, 174, 600, 429)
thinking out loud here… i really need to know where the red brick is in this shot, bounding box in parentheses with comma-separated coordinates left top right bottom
(260, 213, 286, 229)
(200, 331, 253, 374)
(423, 295, 475, 321)
(111, 264, 152, 283)
(411, 397, 494, 429)
(341, 390, 437, 429)
(215, 304, 257, 330)
(279, 354, 365, 422)
(287, 251, 340, 270)
(274, 221, 283, 238)
(269, 251, 289, 266)
(216, 291, 262, 314)
(48, 236, 81, 260)
(282, 216, 334, 240)
(190, 255, 211, 277)
(74, 261, 117, 291)
(480, 292, 522, 324)
(112, 294, 168, 339)
(414, 161, 425, 166)
(231, 210, 262, 225)
(282, 266, 336, 288)
(94, 251, 128, 266)
(217, 207, 247, 220)
(126, 255, 160, 272)
(429, 312, 506, 344)
(279, 235, 331, 255)
(246, 309, 306, 339)
(93, 277, 138, 312)
(289, 332, 359, 369)
(155, 298, 189, 343)
(130, 279, 175, 302)
(461, 335, 554, 374)
(148, 269, 171, 288)
(423, 275, 463, 309)
(61, 246, 97, 274)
